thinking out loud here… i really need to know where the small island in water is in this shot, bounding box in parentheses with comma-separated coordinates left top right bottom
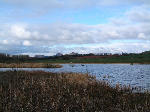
(0, 63, 62, 68)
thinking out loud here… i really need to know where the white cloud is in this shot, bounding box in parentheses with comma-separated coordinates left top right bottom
(1, 0, 150, 24)
(23, 40, 32, 46)
(138, 33, 146, 39)
(126, 6, 150, 23)
(2, 40, 9, 45)
(0, 5, 150, 54)
(10, 24, 31, 39)
(0, 20, 150, 55)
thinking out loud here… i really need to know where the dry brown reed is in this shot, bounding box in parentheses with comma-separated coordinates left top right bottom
(0, 71, 150, 112)
(0, 63, 62, 68)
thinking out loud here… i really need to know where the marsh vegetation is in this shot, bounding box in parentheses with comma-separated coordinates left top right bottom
(0, 63, 62, 68)
(0, 71, 150, 112)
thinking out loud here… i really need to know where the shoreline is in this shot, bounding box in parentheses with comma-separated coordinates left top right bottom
(0, 62, 150, 68)
(47, 62, 150, 64)
(0, 63, 62, 68)
(0, 62, 150, 66)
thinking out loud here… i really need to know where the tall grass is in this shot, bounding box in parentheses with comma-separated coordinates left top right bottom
(0, 63, 62, 68)
(0, 71, 150, 112)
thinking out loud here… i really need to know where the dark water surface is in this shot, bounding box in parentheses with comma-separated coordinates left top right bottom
(0, 64, 150, 91)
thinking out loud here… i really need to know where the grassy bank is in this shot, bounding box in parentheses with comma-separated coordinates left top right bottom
(23, 54, 150, 64)
(0, 63, 62, 68)
(0, 71, 150, 112)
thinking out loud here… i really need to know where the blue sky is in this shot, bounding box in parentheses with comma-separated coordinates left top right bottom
(0, 0, 150, 56)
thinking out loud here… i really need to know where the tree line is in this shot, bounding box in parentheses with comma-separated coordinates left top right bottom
(0, 53, 30, 63)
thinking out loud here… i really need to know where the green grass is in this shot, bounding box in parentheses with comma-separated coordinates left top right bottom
(0, 71, 150, 112)
(26, 57, 150, 64)
(1, 52, 150, 64)
(22, 53, 150, 64)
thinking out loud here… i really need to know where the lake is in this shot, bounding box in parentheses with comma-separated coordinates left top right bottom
(0, 64, 150, 92)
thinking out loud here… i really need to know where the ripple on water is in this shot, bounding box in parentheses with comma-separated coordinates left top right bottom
(0, 64, 150, 92)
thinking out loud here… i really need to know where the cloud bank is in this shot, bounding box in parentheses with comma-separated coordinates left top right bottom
(0, 0, 150, 55)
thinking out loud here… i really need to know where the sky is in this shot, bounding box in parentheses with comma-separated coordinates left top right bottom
(0, 0, 150, 56)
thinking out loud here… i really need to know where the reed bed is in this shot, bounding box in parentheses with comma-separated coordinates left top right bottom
(0, 71, 150, 112)
(0, 63, 62, 68)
